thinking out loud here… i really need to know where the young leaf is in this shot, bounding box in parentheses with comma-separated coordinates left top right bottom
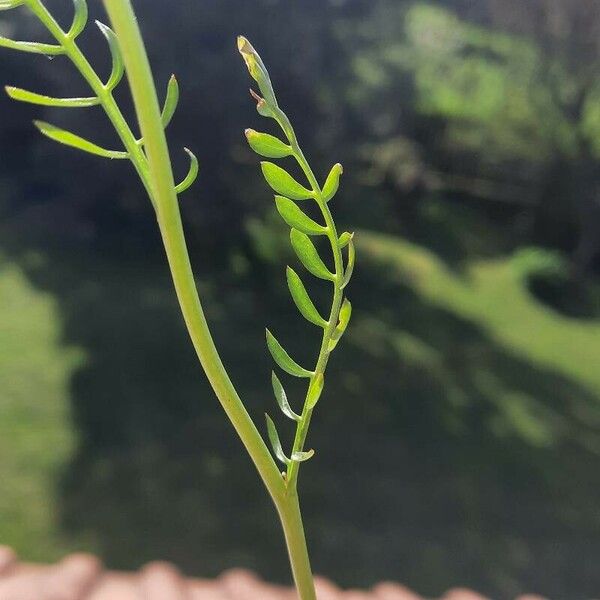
(266, 329, 313, 378)
(161, 75, 180, 128)
(338, 231, 354, 249)
(6, 86, 99, 108)
(286, 267, 327, 328)
(261, 162, 313, 201)
(306, 373, 324, 410)
(291, 449, 315, 463)
(328, 298, 352, 351)
(96, 21, 124, 91)
(341, 238, 355, 289)
(249, 89, 274, 119)
(275, 196, 326, 236)
(34, 121, 128, 159)
(246, 130, 291, 159)
(68, 0, 88, 39)
(271, 371, 301, 422)
(0, 37, 64, 55)
(290, 229, 335, 281)
(175, 148, 199, 194)
(322, 163, 343, 202)
(237, 36, 278, 108)
(265, 414, 290, 465)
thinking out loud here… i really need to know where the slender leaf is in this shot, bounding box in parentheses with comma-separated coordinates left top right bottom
(338, 231, 354, 249)
(286, 267, 327, 328)
(238, 36, 278, 108)
(329, 298, 352, 351)
(271, 372, 301, 422)
(6, 86, 99, 108)
(322, 163, 343, 202)
(341, 238, 355, 289)
(96, 21, 124, 90)
(266, 329, 313, 378)
(0, 37, 64, 55)
(0, 0, 24, 10)
(161, 75, 179, 128)
(291, 449, 315, 462)
(261, 162, 313, 200)
(68, 0, 88, 39)
(265, 414, 290, 465)
(306, 373, 324, 410)
(290, 229, 334, 281)
(275, 196, 326, 236)
(246, 129, 291, 158)
(34, 121, 128, 159)
(175, 148, 199, 194)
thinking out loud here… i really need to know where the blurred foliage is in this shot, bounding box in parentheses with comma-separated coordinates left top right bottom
(1, 0, 600, 599)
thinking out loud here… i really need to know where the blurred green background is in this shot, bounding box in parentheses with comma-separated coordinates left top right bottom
(1, 1, 600, 598)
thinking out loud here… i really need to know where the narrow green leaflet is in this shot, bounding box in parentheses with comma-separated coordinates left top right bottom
(96, 21, 124, 91)
(286, 267, 327, 328)
(238, 36, 278, 108)
(0, 0, 24, 10)
(291, 449, 315, 462)
(306, 373, 324, 410)
(34, 121, 128, 159)
(161, 75, 180, 128)
(341, 239, 355, 289)
(322, 163, 343, 202)
(275, 196, 326, 236)
(175, 148, 199, 194)
(266, 329, 313, 378)
(290, 229, 334, 281)
(261, 162, 313, 201)
(68, 0, 88, 39)
(265, 414, 290, 465)
(328, 298, 352, 352)
(6, 86, 99, 108)
(338, 231, 354, 249)
(246, 130, 291, 158)
(0, 37, 64, 55)
(271, 372, 301, 422)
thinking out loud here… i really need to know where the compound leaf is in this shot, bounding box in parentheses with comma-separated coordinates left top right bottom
(286, 267, 327, 328)
(290, 229, 334, 281)
(266, 329, 313, 378)
(261, 162, 313, 200)
(275, 196, 326, 236)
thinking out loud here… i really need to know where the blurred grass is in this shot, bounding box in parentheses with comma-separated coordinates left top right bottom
(0, 232, 599, 597)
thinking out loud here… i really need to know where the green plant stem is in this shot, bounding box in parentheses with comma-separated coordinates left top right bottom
(274, 112, 345, 491)
(100, 1, 316, 598)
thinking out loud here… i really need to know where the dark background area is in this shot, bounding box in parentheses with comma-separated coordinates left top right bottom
(1, 1, 600, 599)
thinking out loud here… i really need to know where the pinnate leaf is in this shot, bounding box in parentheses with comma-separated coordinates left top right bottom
(290, 229, 334, 281)
(271, 372, 301, 422)
(286, 267, 327, 328)
(322, 163, 343, 202)
(275, 196, 326, 236)
(246, 130, 291, 158)
(266, 329, 313, 378)
(34, 121, 128, 159)
(265, 414, 289, 465)
(261, 162, 313, 200)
